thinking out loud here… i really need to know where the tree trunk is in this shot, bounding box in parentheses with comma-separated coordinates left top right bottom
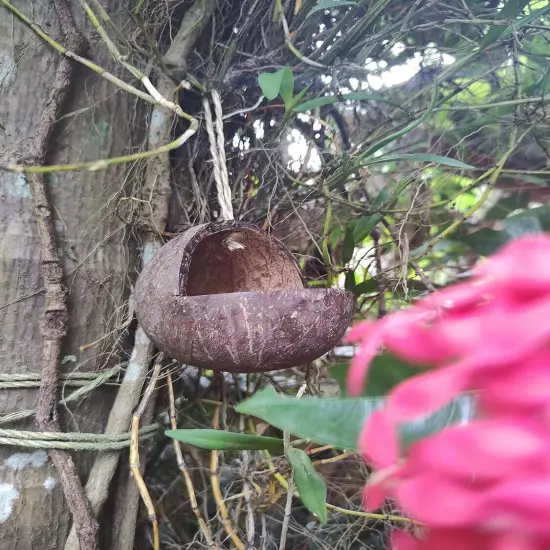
(0, 1, 142, 547)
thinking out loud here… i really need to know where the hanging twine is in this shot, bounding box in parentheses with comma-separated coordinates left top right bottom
(203, 90, 234, 221)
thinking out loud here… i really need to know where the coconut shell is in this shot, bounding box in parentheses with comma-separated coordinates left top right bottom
(135, 221, 353, 373)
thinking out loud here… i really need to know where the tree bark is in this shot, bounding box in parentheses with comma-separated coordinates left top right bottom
(0, 1, 142, 547)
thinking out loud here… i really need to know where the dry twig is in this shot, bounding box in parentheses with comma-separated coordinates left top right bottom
(168, 373, 218, 548)
(211, 406, 245, 550)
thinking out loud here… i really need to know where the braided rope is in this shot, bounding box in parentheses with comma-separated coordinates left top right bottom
(0, 367, 121, 389)
(0, 424, 157, 442)
(0, 424, 158, 451)
(0, 363, 157, 452)
(203, 91, 233, 221)
(0, 364, 159, 450)
(0, 365, 123, 425)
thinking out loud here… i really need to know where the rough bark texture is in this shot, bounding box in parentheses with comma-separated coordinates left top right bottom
(135, 222, 354, 372)
(0, 1, 141, 547)
(26, 2, 100, 548)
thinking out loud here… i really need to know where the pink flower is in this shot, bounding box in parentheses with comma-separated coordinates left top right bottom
(473, 235, 550, 294)
(347, 237, 550, 419)
(348, 234, 550, 550)
(481, 348, 550, 416)
(361, 418, 550, 546)
(391, 528, 544, 550)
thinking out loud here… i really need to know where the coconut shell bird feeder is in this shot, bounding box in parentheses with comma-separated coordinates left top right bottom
(135, 221, 354, 373)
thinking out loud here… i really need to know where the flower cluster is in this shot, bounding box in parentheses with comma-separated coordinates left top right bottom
(347, 235, 550, 550)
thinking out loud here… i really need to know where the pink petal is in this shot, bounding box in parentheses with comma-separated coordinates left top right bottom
(419, 278, 489, 312)
(407, 420, 548, 480)
(391, 530, 421, 550)
(386, 367, 468, 422)
(346, 330, 384, 396)
(488, 480, 550, 536)
(346, 320, 376, 343)
(476, 296, 550, 363)
(396, 474, 485, 527)
(489, 534, 537, 550)
(481, 348, 550, 414)
(383, 322, 455, 366)
(420, 529, 496, 550)
(475, 235, 550, 293)
(359, 410, 400, 468)
(362, 479, 389, 512)
(346, 309, 437, 395)
(437, 295, 550, 366)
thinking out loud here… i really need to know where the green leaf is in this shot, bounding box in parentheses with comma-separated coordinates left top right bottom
(519, 174, 550, 187)
(341, 226, 355, 264)
(286, 85, 310, 111)
(458, 206, 550, 255)
(331, 354, 423, 397)
(504, 215, 542, 238)
(456, 228, 510, 256)
(344, 270, 356, 291)
(500, 5, 550, 41)
(258, 68, 293, 101)
(352, 215, 382, 243)
(165, 429, 284, 452)
(327, 362, 350, 393)
(399, 396, 476, 449)
(485, 192, 529, 221)
(279, 68, 295, 107)
(361, 153, 474, 170)
(236, 388, 476, 452)
(307, 0, 357, 17)
(294, 96, 345, 112)
(479, 0, 530, 50)
(353, 277, 431, 297)
(258, 72, 282, 101)
(293, 92, 400, 113)
(352, 278, 378, 295)
(286, 448, 327, 523)
(372, 187, 392, 209)
(505, 205, 550, 231)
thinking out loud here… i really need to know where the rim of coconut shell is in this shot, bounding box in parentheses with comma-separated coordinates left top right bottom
(178, 220, 308, 297)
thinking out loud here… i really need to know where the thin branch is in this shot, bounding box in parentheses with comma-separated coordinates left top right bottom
(0, 0, 197, 176)
(29, 1, 98, 548)
(211, 405, 245, 550)
(0, 125, 197, 173)
(280, 385, 306, 550)
(168, 374, 217, 548)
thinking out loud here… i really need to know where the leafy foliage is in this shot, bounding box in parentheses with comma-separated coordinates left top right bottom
(165, 429, 284, 452)
(258, 68, 308, 111)
(307, 0, 358, 17)
(236, 387, 476, 452)
(286, 448, 328, 524)
(479, 0, 533, 49)
(330, 354, 421, 397)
